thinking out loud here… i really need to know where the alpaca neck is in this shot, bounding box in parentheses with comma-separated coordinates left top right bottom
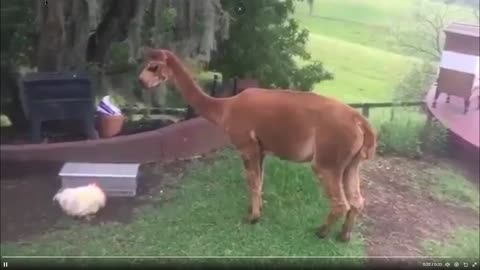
(165, 51, 223, 125)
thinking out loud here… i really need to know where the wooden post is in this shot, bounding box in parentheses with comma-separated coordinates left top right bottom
(361, 104, 370, 118)
(232, 77, 238, 96)
(210, 74, 218, 97)
(185, 105, 196, 120)
(420, 103, 434, 153)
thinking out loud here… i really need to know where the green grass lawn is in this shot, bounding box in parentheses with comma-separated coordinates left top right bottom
(425, 168, 480, 212)
(425, 166, 480, 259)
(294, 0, 477, 54)
(305, 33, 417, 102)
(294, 0, 414, 53)
(1, 150, 365, 264)
(293, 0, 419, 102)
(423, 228, 480, 259)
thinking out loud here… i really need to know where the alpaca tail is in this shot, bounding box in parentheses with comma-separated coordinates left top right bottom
(355, 114, 377, 160)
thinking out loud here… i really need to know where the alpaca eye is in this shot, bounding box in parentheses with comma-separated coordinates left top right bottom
(148, 65, 158, 73)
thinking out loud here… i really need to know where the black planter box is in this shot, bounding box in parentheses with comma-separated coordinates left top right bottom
(22, 72, 99, 143)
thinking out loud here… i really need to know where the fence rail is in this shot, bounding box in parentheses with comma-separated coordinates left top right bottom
(348, 101, 425, 118)
(120, 101, 426, 119)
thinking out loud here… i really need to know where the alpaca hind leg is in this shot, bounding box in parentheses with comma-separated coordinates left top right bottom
(314, 167, 350, 238)
(240, 147, 264, 224)
(246, 153, 265, 212)
(258, 153, 265, 211)
(340, 159, 364, 242)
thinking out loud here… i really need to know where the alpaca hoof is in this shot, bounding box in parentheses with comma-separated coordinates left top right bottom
(250, 217, 260, 224)
(245, 214, 261, 224)
(316, 225, 329, 238)
(337, 231, 351, 243)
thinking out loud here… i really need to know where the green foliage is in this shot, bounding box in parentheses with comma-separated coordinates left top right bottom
(375, 112, 425, 158)
(420, 119, 449, 156)
(393, 62, 437, 102)
(211, 0, 333, 91)
(292, 61, 333, 92)
(0, 0, 36, 66)
(161, 8, 178, 30)
(371, 108, 448, 158)
(386, 62, 449, 157)
(142, 5, 178, 47)
(105, 42, 136, 74)
(0, 114, 12, 127)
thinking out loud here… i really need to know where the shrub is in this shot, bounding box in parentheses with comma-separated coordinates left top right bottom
(105, 42, 136, 75)
(420, 119, 449, 156)
(375, 112, 424, 158)
(374, 60, 448, 158)
(372, 108, 448, 158)
(393, 62, 437, 102)
(211, 0, 333, 92)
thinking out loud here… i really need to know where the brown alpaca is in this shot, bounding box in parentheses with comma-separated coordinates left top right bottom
(139, 49, 377, 242)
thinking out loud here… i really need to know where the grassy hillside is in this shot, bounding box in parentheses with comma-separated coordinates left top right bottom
(295, 0, 477, 53)
(305, 33, 417, 102)
(293, 0, 477, 102)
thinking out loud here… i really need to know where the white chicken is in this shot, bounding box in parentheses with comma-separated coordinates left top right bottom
(53, 183, 107, 219)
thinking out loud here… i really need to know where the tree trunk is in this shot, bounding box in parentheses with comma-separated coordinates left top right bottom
(0, 66, 28, 131)
(127, 0, 151, 63)
(62, 0, 90, 70)
(37, 0, 66, 71)
(86, 0, 139, 64)
(307, 0, 314, 16)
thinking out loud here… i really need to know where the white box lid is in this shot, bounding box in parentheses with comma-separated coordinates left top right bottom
(59, 162, 140, 178)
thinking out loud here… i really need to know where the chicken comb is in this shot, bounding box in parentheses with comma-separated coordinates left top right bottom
(90, 181, 106, 194)
(93, 181, 107, 198)
(90, 181, 100, 186)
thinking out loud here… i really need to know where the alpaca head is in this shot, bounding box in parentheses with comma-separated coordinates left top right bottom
(139, 48, 173, 89)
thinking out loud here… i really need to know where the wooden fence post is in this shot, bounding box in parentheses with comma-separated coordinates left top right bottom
(390, 106, 395, 121)
(361, 104, 370, 118)
(232, 77, 238, 96)
(210, 74, 218, 97)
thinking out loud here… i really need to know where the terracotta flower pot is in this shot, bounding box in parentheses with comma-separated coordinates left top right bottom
(96, 113, 125, 138)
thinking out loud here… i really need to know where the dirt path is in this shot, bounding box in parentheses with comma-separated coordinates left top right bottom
(361, 156, 479, 258)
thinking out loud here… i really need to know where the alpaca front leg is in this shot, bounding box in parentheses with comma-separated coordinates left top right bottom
(241, 152, 264, 224)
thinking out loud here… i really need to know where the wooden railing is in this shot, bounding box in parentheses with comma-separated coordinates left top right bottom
(121, 101, 426, 119)
(348, 101, 425, 118)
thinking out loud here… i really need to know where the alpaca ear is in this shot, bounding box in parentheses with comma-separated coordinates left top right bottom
(143, 47, 153, 59)
(142, 47, 167, 62)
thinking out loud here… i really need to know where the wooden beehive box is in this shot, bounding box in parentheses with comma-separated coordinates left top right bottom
(59, 162, 140, 197)
(437, 23, 479, 99)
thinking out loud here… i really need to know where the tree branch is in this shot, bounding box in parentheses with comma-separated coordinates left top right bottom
(390, 25, 440, 59)
(391, 4, 449, 60)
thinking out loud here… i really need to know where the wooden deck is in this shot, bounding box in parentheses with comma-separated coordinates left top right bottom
(425, 86, 479, 148)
